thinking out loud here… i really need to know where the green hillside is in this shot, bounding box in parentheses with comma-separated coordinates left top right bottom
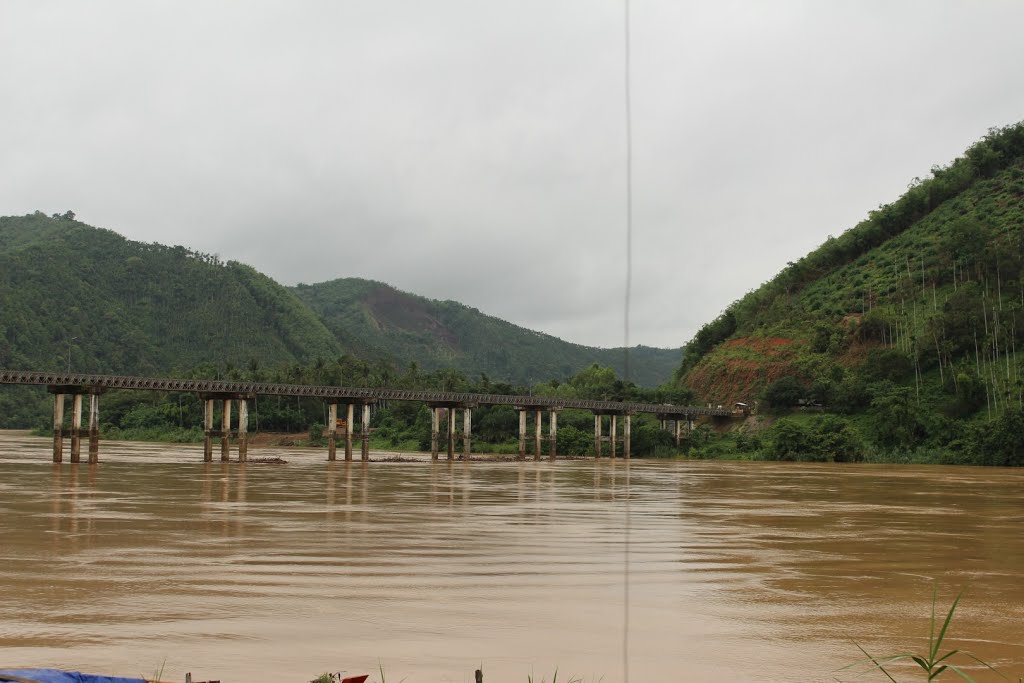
(677, 122, 1024, 464)
(293, 278, 680, 386)
(0, 213, 343, 374)
(0, 214, 680, 391)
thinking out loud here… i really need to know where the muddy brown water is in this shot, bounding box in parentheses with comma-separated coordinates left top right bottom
(1, 431, 1022, 682)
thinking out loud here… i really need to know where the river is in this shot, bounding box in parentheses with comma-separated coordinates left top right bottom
(1, 431, 1022, 682)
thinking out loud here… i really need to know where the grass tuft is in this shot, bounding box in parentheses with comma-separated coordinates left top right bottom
(837, 586, 1011, 682)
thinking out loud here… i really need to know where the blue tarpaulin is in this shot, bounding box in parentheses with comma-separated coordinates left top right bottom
(0, 670, 146, 683)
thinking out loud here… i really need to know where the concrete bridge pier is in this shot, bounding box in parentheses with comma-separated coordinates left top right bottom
(361, 401, 372, 461)
(518, 409, 527, 459)
(221, 398, 232, 462)
(237, 398, 249, 462)
(548, 409, 558, 459)
(203, 398, 215, 461)
(430, 406, 440, 460)
(623, 413, 632, 459)
(345, 403, 354, 461)
(609, 414, 617, 458)
(87, 392, 100, 464)
(429, 402, 472, 460)
(49, 390, 65, 463)
(327, 403, 338, 461)
(444, 408, 455, 460)
(593, 413, 602, 457)
(534, 409, 543, 460)
(70, 393, 83, 463)
(675, 419, 683, 446)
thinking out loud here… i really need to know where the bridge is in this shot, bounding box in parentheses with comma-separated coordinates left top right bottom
(0, 370, 735, 464)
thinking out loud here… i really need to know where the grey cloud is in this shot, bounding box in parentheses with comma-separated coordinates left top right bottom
(2, 0, 1023, 349)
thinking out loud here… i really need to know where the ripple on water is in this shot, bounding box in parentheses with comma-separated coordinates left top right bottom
(1, 435, 1023, 682)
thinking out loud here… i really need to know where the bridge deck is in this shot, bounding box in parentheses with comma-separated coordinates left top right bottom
(0, 370, 730, 417)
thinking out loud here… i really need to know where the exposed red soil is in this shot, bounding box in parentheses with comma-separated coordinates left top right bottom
(685, 336, 803, 404)
(722, 336, 793, 352)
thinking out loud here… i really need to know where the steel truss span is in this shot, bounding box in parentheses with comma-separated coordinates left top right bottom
(0, 370, 730, 417)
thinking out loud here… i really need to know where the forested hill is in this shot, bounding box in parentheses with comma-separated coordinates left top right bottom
(0, 213, 343, 374)
(0, 214, 680, 386)
(293, 278, 680, 386)
(675, 122, 1024, 459)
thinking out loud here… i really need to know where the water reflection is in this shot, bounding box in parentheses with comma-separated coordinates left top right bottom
(0, 434, 1022, 682)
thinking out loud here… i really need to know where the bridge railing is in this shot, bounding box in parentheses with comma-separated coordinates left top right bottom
(0, 370, 732, 417)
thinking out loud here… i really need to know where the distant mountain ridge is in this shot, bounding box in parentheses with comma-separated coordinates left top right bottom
(293, 278, 680, 386)
(0, 213, 680, 386)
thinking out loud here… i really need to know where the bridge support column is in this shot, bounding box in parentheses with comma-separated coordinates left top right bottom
(463, 408, 472, 459)
(675, 419, 682, 447)
(87, 393, 100, 464)
(594, 414, 602, 458)
(534, 409, 542, 460)
(447, 408, 456, 460)
(221, 399, 232, 462)
(327, 403, 338, 461)
(203, 399, 214, 462)
(70, 394, 82, 463)
(361, 403, 371, 461)
(518, 410, 526, 459)
(623, 413, 631, 459)
(237, 399, 248, 462)
(345, 403, 354, 461)
(431, 407, 440, 460)
(52, 392, 65, 463)
(609, 414, 617, 459)
(548, 410, 558, 460)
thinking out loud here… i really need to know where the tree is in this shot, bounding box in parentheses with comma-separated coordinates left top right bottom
(869, 382, 926, 449)
(766, 419, 812, 460)
(762, 376, 806, 412)
(970, 408, 1024, 466)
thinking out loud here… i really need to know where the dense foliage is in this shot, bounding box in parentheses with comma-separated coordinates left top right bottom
(677, 122, 1024, 465)
(293, 278, 680, 386)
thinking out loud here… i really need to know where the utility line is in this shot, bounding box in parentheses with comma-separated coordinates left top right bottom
(621, 2, 633, 683)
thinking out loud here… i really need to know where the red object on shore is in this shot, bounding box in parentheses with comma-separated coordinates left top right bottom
(340, 677, 368, 683)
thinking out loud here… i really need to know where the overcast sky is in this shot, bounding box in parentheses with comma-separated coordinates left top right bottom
(2, 1, 1023, 349)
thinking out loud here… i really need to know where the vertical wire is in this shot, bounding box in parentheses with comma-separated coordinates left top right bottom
(623, 0, 634, 380)
(622, 2, 633, 683)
